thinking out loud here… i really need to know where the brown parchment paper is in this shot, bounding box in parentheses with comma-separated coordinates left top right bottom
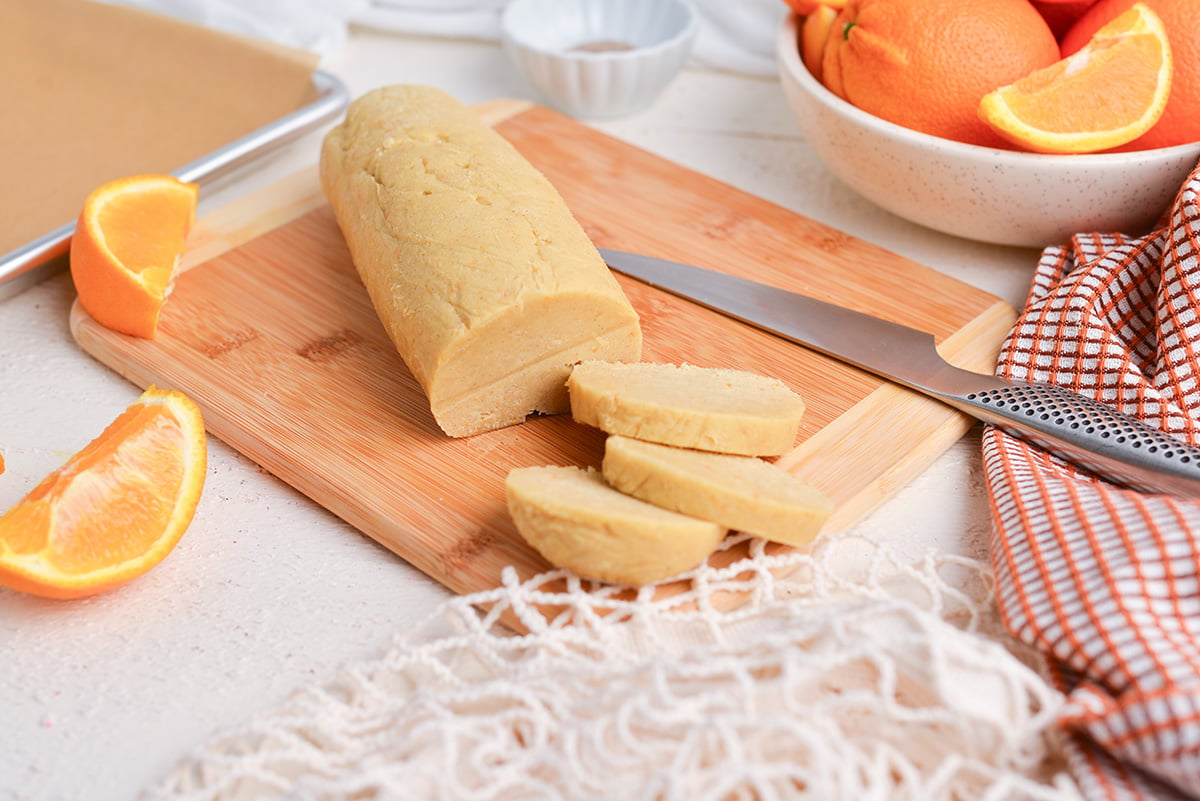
(0, 0, 319, 257)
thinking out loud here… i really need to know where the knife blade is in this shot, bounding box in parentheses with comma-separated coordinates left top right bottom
(599, 247, 1200, 497)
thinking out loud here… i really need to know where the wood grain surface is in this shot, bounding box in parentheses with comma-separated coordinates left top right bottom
(71, 100, 1017, 596)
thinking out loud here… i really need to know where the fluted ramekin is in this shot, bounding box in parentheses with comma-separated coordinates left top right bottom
(501, 0, 697, 119)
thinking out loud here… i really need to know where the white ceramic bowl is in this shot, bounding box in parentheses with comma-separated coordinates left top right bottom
(501, 0, 697, 120)
(776, 14, 1200, 248)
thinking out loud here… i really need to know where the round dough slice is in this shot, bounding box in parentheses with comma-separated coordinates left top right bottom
(602, 435, 833, 547)
(505, 465, 726, 586)
(567, 361, 805, 456)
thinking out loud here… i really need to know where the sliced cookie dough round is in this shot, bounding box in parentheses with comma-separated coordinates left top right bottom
(505, 465, 726, 586)
(567, 361, 805, 456)
(602, 435, 833, 547)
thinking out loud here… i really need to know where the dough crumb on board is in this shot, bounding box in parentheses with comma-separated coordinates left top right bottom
(320, 84, 642, 437)
(602, 435, 833, 548)
(567, 360, 805, 456)
(505, 465, 727, 586)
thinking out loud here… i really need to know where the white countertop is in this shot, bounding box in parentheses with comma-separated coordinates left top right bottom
(0, 26, 1044, 801)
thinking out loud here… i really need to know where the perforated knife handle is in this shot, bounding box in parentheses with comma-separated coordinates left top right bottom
(947, 382, 1200, 496)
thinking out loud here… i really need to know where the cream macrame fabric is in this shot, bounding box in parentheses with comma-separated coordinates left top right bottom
(143, 531, 1082, 800)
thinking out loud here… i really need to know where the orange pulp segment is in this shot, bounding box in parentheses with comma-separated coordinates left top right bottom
(978, 3, 1173, 154)
(69, 174, 199, 339)
(0, 386, 207, 599)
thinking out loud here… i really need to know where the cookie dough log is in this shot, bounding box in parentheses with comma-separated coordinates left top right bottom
(320, 85, 642, 437)
(506, 465, 726, 586)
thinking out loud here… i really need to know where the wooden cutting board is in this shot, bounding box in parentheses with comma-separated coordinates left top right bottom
(71, 99, 1017, 596)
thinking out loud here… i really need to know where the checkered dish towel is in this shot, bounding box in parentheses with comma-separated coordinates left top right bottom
(983, 159, 1200, 801)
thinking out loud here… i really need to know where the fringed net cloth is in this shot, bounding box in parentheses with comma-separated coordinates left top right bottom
(134, 158, 1200, 801)
(143, 529, 1081, 800)
(983, 160, 1200, 801)
(135, 166, 1200, 801)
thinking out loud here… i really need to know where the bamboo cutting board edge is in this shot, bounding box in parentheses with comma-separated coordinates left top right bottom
(69, 100, 1018, 598)
(75, 163, 1014, 530)
(69, 291, 1010, 578)
(780, 300, 1014, 531)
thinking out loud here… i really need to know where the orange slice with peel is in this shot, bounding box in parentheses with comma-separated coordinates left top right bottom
(0, 386, 207, 600)
(70, 174, 199, 339)
(978, 3, 1173, 154)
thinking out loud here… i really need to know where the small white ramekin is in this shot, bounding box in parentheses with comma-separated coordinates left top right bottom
(501, 0, 698, 119)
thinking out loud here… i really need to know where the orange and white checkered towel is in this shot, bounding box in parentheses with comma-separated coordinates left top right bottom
(983, 160, 1200, 800)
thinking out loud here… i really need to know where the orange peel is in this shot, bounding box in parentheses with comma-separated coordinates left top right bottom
(69, 174, 198, 339)
(0, 386, 207, 599)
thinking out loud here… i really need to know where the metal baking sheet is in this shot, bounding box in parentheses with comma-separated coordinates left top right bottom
(0, 69, 348, 300)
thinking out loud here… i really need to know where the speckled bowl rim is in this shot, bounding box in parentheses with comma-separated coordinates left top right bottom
(501, 0, 699, 61)
(777, 13, 1200, 169)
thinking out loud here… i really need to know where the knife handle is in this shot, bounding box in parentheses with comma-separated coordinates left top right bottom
(949, 382, 1200, 496)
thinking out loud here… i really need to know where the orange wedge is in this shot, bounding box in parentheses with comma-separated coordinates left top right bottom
(0, 386, 207, 600)
(978, 3, 1173, 154)
(69, 174, 199, 339)
(801, 5, 840, 83)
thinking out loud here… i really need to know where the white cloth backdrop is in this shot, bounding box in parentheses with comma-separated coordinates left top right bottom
(103, 0, 787, 76)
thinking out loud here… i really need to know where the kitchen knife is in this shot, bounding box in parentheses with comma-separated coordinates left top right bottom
(599, 248, 1200, 497)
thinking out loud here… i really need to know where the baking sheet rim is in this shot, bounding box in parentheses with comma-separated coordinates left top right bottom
(0, 69, 349, 298)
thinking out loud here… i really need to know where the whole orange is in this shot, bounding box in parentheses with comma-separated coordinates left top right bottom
(1062, 0, 1199, 149)
(821, 0, 1061, 148)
